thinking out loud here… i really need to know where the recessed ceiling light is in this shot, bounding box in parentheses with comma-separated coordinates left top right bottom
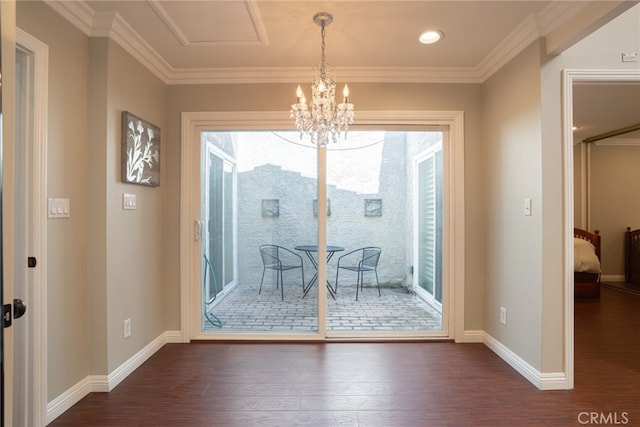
(419, 30, 443, 44)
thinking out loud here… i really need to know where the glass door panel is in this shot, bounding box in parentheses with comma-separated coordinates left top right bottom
(415, 142, 443, 313)
(200, 131, 319, 335)
(326, 131, 444, 335)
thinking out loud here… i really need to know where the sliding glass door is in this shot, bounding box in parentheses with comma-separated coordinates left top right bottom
(200, 131, 319, 334)
(197, 129, 446, 337)
(415, 143, 443, 309)
(202, 141, 237, 317)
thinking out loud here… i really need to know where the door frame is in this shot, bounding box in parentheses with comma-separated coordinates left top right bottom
(15, 28, 48, 426)
(562, 69, 640, 390)
(180, 110, 466, 342)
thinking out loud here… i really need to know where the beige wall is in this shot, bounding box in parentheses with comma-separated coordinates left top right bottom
(17, 0, 91, 400)
(165, 82, 487, 332)
(482, 41, 544, 369)
(590, 145, 640, 276)
(538, 2, 640, 372)
(17, 1, 168, 400)
(104, 37, 167, 373)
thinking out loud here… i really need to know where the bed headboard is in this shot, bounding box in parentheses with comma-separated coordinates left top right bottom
(625, 227, 640, 283)
(574, 228, 601, 260)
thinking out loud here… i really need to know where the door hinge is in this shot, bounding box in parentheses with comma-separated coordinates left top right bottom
(28, 256, 37, 268)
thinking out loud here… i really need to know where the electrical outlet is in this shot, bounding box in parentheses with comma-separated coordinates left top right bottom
(124, 318, 132, 338)
(500, 307, 507, 325)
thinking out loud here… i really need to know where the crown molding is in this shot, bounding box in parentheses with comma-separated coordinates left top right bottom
(45, 0, 94, 34)
(169, 66, 485, 85)
(45, 0, 613, 85)
(476, 14, 540, 82)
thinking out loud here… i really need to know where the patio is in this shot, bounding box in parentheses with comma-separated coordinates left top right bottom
(202, 283, 442, 333)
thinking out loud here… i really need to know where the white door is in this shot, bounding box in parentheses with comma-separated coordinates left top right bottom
(10, 30, 48, 427)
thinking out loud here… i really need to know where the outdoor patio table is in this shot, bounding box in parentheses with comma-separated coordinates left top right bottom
(294, 245, 345, 299)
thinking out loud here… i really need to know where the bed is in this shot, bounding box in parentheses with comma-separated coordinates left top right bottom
(574, 228, 601, 300)
(624, 227, 640, 284)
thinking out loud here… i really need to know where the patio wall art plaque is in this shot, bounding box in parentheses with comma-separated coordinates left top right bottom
(365, 199, 382, 217)
(121, 111, 160, 187)
(262, 199, 280, 217)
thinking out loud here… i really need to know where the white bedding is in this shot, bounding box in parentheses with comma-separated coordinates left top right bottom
(574, 237, 601, 273)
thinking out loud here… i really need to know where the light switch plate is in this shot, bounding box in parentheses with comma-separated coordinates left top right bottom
(123, 193, 137, 210)
(48, 198, 70, 219)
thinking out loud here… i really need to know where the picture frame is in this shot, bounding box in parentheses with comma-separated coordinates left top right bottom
(122, 111, 160, 186)
(262, 199, 280, 217)
(365, 199, 382, 216)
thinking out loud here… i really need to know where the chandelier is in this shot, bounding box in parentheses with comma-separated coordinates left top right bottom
(290, 12, 355, 147)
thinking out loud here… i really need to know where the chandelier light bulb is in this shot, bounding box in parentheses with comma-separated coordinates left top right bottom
(343, 84, 350, 102)
(296, 85, 306, 104)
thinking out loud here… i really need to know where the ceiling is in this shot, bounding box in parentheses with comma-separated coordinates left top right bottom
(44, 1, 639, 140)
(47, 0, 637, 84)
(574, 83, 640, 144)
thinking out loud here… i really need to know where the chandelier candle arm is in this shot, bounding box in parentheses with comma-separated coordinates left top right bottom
(290, 12, 355, 146)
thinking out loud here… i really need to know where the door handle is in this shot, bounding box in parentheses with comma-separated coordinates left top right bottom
(194, 220, 202, 242)
(13, 299, 26, 319)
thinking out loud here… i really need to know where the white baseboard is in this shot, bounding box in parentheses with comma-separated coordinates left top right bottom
(482, 332, 569, 390)
(46, 330, 181, 424)
(458, 329, 484, 343)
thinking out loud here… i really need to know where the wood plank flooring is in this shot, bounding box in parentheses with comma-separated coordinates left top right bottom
(50, 287, 640, 426)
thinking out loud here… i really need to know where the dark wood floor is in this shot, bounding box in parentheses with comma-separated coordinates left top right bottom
(50, 287, 640, 426)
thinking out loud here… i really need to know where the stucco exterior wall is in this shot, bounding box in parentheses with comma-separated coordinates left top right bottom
(207, 131, 441, 289)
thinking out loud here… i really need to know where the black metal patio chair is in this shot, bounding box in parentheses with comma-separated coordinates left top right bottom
(335, 247, 382, 301)
(259, 244, 305, 300)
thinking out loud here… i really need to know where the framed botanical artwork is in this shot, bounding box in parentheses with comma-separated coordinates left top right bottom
(122, 111, 160, 186)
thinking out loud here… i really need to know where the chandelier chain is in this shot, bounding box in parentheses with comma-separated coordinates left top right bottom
(320, 23, 327, 77)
